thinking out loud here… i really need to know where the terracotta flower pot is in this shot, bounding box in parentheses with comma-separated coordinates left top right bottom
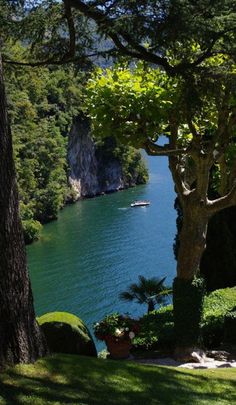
(105, 338, 132, 359)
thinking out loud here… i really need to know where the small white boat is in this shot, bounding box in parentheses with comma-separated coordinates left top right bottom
(130, 200, 150, 207)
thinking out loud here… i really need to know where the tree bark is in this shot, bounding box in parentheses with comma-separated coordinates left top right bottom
(173, 199, 208, 359)
(0, 53, 47, 365)
(167, 153, 210, 356)
(177, 205, 209, 280)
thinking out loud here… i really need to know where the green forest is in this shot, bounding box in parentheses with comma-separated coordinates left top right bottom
(6, 44, 82, 242)
(6, 44, 147, 243)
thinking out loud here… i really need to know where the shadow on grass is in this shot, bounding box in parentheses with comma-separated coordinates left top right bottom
(0, 354, 235, 405)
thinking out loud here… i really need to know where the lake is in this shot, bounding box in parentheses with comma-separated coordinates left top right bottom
(27, 154, 177, 349)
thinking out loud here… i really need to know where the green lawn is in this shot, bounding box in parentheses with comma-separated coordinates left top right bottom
(0, 354, 235, 405)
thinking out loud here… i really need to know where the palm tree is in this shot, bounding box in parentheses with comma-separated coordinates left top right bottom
(119, 276, 172, 313)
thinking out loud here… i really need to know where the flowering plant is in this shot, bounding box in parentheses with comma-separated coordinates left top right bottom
(94, 313, 140, 342)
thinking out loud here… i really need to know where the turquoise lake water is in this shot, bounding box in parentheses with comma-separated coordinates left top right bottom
(27, 154, 177, 349)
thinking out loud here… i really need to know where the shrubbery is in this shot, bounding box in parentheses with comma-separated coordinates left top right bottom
(22, 219, 42, 244)
(133, 287, 236, 351)
(202, 288, 236, 347)
(38, 312, 97, 357)
(94, 313, 139, 342)
(20, 202, 42, 243)
(133, 305, 174, 350)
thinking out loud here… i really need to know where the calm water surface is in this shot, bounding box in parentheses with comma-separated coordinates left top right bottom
(27, 155, 177, 349)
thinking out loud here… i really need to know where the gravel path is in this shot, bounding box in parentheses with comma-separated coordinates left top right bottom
(135, 357, 236, 369)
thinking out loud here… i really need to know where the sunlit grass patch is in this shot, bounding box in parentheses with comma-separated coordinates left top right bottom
(0, 354, 235, 404)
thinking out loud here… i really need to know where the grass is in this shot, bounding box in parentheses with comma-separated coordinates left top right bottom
(0, 354, 235, 404)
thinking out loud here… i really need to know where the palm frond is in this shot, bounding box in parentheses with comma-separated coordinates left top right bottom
(119, 291, 134, 302)
(119, 274, 170, 309)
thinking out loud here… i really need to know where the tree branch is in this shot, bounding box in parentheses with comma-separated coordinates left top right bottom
(4, 0, 77, 67)
(207, 181, 236, 213)
(168, 156, 191, 201)
(63, 0, 76, 60)
(143, 139, 187, 157)
(182, 35, 219, 69)
(69, 0, 174, 73)
(2, 49, 113, 67)
(3, 56, 83, 67)
(69, 1, 231, 75)
(187, 117, 199, 141)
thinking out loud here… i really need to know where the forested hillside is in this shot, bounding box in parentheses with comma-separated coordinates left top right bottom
(6, 44, 147, 243)
(5, 44, 82, 242)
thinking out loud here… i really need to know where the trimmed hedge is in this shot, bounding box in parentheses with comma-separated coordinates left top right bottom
(202, 288, 236, 347)
(134, 287, 236, 350)
(38, 312, 97, 357)
(133, 305, 174, 350)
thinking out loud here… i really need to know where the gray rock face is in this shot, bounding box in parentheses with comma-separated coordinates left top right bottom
(96, 160, 124, 193)
(68, 116, 99, 199)
(67, 115, 131, 199)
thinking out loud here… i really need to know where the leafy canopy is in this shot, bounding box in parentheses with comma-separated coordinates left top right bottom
(86, 63, 176, 147)
(85, 55, 236, 210)
(85, 59, 236, 149)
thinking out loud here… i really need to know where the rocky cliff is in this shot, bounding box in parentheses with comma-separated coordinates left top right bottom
(67, 115, 147, 199)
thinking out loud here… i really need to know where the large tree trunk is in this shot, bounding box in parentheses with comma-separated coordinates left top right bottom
(173, 203, 207, 360)
(177, 206, 208, 279)
(0, 54, 47, 365)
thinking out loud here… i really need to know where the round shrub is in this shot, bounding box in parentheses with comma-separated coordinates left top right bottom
(38, 312, 97, 357)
